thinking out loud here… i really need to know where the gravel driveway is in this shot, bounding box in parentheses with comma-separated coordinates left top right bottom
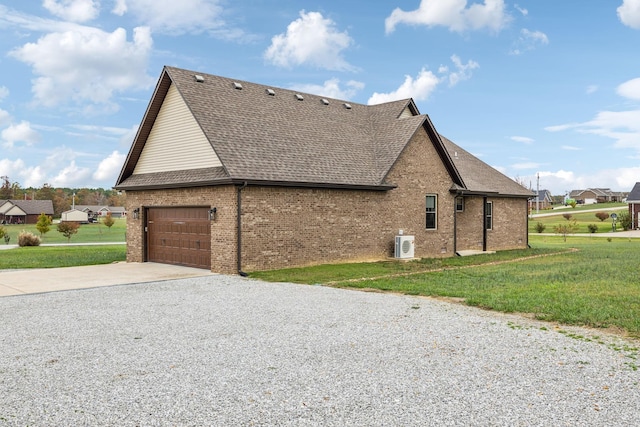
(2, 275, 639, 426)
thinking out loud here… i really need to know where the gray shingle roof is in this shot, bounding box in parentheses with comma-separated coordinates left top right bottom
(628, 182, 640, 202)
(6, 200, 54, 215)
(116, 66, 532, 198)
(440, 136, 533, 197)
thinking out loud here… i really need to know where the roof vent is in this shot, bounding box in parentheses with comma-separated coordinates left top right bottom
(321, 98, 329, 105)
(194, 75, 204, 83)
(233, 82, 243, 90)
(295, 94, 304, 101)
(266, 88, 276, 96)
(343, 103, 352, 110)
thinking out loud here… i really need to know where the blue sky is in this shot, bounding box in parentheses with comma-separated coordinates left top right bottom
(0, 1, 639, 195)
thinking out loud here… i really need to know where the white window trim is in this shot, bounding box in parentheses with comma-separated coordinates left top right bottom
(485, 201, 493, 231)
(426, 194, 437, 230)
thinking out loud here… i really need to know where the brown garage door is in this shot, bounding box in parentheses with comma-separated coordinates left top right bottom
(146, 207, 211, 270)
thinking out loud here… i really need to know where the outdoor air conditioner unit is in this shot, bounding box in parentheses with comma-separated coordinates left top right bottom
(395, 235, 415, 259)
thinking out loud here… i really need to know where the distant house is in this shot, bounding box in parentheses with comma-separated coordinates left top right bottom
(529, 189, 553, 211)
(75, 205, 127, 219)
(569, 188, 624, 204)
(61, 209, 89, 223)
(115, 66, 533, 273)
(627, 182, 640, 230)
(0, 200, 54, 224)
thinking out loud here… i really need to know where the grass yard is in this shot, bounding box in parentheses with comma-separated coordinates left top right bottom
(529, 203, 627, 234)
(251, 235, 640, 337)
(0, 218, 126, 245)
(0, 245, 126, 269)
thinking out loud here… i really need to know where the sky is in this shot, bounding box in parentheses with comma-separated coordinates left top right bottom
(0, 1, 639, 196)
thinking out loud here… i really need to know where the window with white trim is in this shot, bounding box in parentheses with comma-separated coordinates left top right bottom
(456, 196, 464, 212)
(485, 201, 493, 230)
(426, 194, 437, 229)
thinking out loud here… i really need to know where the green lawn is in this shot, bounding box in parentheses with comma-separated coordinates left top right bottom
(251, 235, 640, 337)
(0, 218, 126, 245)
(0, 245, 126, 269)
(529, 203, 628, 234)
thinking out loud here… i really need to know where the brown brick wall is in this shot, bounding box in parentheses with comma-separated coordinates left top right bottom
(125, 186, 238, 273)
(123, 127, 530, 273)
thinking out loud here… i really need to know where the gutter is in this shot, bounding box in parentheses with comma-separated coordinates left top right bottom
(237, 181, 248, 277)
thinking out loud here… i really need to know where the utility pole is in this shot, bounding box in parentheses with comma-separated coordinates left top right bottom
(536, 173, 540, 214)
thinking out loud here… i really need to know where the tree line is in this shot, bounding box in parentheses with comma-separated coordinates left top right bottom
(0, 176, 125, 217)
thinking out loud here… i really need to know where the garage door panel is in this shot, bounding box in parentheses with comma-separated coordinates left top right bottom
(147, 207, 211, 269)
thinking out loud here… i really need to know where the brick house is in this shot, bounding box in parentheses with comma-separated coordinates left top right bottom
(115, 66, 533, 273)
(0, 199, 54, 224)
(627, 182, 640, 230)
(529, 189, 553, 211)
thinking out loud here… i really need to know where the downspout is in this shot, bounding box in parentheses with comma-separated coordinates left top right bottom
(482, 196, 487, 252)
(237, 182, 248, 277)
(453, 192, 460, 255)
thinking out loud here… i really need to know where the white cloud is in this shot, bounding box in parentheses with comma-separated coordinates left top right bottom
(113, 0, 232, 36)
(586, 85, 598, 94)
(618, 0, 640, 29)
(93, 151, 126, 181)
(511, 161, 542, 170)
(546, 109, 640, 154)
(510, 28, 549, 55)
(50, 160, 92, 187)
(561, 145, 581, 151)
(112, 0, 127, 15)
(1, 121, 41, 148)
(42, 0, 100, 23)
(511, 136, 534, 144)
(0, 86, 9, 101)
(0, 158, 47, 188)
(368, 55, 478, 104)
(385, 0, 510, 34)
(514, 4, 528, 16)
(528, 167, 640, 195)
(264, 11, 355, 71)
(442, 55, 479, 86)
(9, 26, 154, 110)
(289, 79, 365, 100)
(0, 110, 10, 126)
(617, 77, 640, 100)
(368, 68, 440, 104)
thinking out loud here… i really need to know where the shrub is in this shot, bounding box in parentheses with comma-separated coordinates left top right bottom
(562, 213, 572, 221)
(36, 212, 53, 236)
(102, 212, 115, 230)
(535, 222, 546, 233)
(554, 219, 578, 242)
(618, 211, 632, 231)
(57, 221, 80, 242)
(595, 212, 609, 222)
(18, 231, 41, 247)
(587, 224, 598, 233)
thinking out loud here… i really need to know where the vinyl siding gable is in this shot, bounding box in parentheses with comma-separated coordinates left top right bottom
(133, 83, 222, 175)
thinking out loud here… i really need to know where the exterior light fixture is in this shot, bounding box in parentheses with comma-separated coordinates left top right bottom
(132, 208, 140, 220)
(209, 207, 217, 221)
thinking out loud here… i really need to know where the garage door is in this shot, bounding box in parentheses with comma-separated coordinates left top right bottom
(146, 207, 211, 269)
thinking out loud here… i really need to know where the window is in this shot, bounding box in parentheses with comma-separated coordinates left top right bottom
(426, 195, 437, 229)
(456, 196, 464, 212)
(485, 201, 493, 230)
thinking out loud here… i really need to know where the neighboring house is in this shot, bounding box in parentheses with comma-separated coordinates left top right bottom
(115, 66, 534, 273)
(529, 189, 553, 211)
(0, 200, 54, 224)
(61, 209, 89, 223)
(627, 182, 640, 230)
(75, 205, 127, 219)
(569, 188, 624, 204)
